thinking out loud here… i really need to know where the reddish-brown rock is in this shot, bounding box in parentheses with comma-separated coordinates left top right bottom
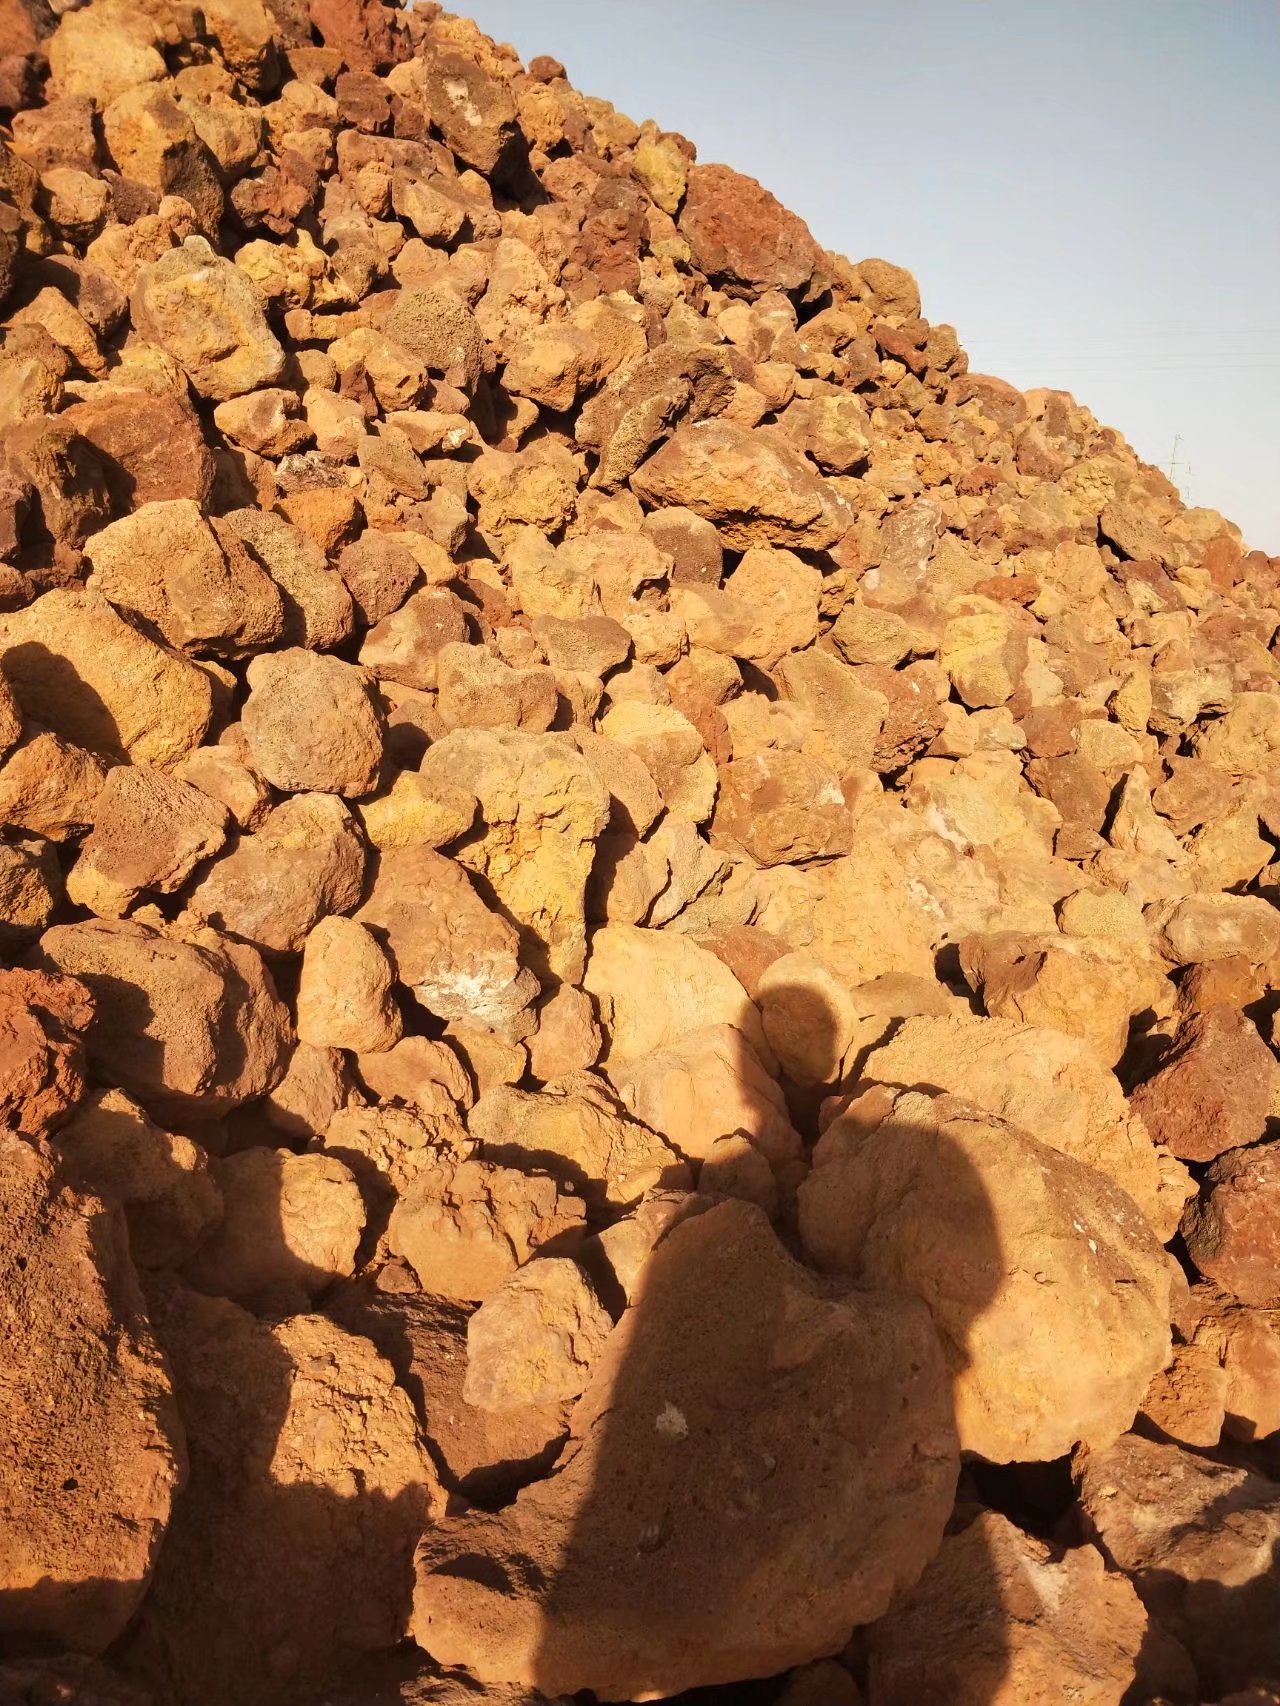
(1183, 1139, 1280, 1306)
(0, 965, 91, 1137)
(0, 1136, 184, 1655)
(679, 163, 822, 293)
(1130, 1004, 1277, 1164)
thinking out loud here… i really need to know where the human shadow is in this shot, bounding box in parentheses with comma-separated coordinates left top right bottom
(409, 982, 1019, 1706)
(7, 971, 1239, 1706)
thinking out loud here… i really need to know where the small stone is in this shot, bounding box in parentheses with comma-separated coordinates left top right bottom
(131, 235, 286, 401)
(0, 967, 93, 1139)
(297, 914, 402, 1054)
(417, 729, 610, 983)
(356, 845, 539, 1035)
(1183, 1139, 1280, 1306)
(712, 751, 851, 866)
(70, 763, 228, 911)
(631, 418, 845, 551)
(242, 647, 385, 796)
(464, 1257, 612, 1411)
(1130, 1005, 1277, 1163)
(584, 922, 768, 1066)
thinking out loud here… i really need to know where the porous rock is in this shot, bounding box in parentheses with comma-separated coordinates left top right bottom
(412, 1201, 958, 1700)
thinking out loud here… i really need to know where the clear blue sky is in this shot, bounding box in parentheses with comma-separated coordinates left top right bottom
(464, 0, 1280, 553)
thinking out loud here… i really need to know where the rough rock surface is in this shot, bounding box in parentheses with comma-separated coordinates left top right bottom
(866, 1511, 1149, 1706)
(413, 1201, 957, 1699)
(33, 919, 290, 1116)
(799, 1089, 1173, 1461)
(1078, 1432, 1280, 1698)
(123, 1284, 437, 1706)
(1, 1137, 184, 1655)
(4, 1, 1280, 1700)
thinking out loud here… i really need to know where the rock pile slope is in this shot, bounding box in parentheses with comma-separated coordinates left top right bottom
(1, 0, 1279, 1701)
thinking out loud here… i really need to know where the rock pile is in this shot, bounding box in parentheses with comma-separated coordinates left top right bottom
(0, 0, 1278, 1701)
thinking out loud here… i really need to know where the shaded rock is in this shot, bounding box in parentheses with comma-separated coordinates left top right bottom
(0, 588, 214, 768)
(325, 1281, 570, 1509)
(1183, 1140, 1280, 1306)
(184, 1145, 365, 1309)
(122, 1284, 435, 1706)
(799, 1089, 1173, 1462)
(54, 1087, 221, 1268)
(0, 1136, 183, 1655)
(34, 919, 290, 1118)
(866, 1511, 1148, 1706)
(0, 965, 91, 1137)
(1077, 1431, 1280, 1700)
(412, 1200, 958, 1700)
(467, 1075, 686, 1210)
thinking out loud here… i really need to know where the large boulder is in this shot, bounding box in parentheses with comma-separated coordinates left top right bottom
(412, 1200, 957, 1699)
(120, 1284, 436, 1706)
(0, 1137, 184, 1654)
(799, 1089, 1174, 1462)
(861, 1012, 1190, 1239)
(678, 163, 822, 293)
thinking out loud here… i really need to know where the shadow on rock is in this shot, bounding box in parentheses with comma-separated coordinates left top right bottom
(410, 985, 1012, 1704)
